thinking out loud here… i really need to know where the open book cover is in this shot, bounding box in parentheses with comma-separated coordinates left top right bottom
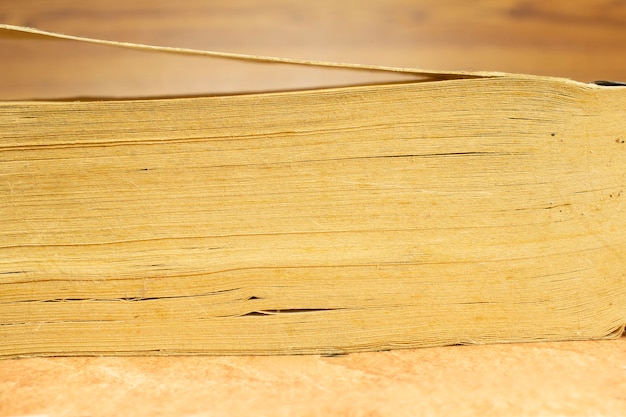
(0, 25, 625, 357)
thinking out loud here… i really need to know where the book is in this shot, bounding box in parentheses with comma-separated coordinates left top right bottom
(1, 25, 624, 357)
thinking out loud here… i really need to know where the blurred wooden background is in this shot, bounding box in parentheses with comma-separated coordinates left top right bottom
(2, 0, 626, 99)
(1, 1, 625, 416)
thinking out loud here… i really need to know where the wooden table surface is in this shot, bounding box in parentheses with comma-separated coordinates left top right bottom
(1, 1, 626, 416)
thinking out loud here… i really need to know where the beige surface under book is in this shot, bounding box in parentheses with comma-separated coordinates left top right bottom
(0, 25, 625, 357)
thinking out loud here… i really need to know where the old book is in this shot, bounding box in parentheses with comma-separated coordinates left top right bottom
(1, 25, 625, 357)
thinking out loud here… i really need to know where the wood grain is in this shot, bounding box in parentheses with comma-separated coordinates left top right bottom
(1, 339, 625, 417)
(1, 0, 626, 99)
